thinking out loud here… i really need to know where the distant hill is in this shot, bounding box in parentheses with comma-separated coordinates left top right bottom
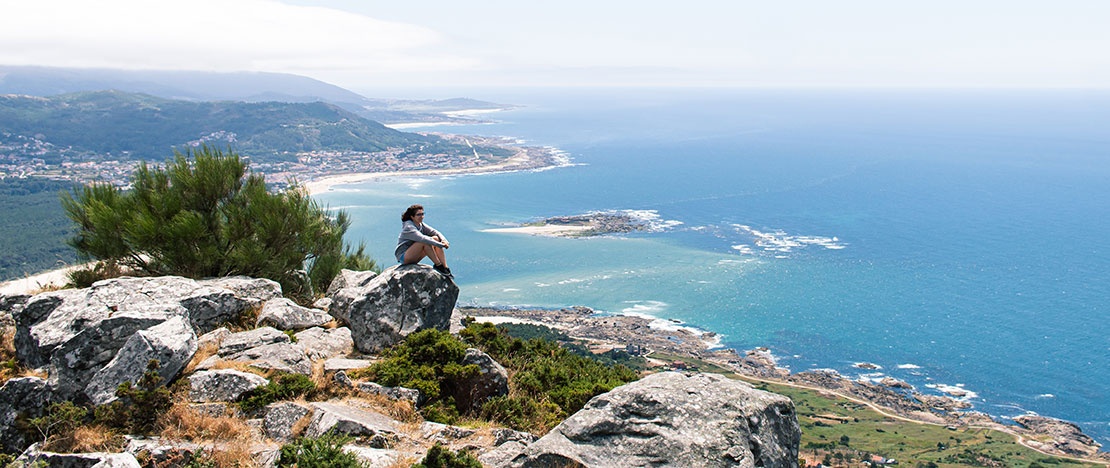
(0, 90, 471, 163)
(0, 66, 509, 124)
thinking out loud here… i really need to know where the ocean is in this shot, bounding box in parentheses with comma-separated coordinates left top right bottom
(314, 88, 1110, 445)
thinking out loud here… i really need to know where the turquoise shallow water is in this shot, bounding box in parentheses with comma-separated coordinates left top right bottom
(314, 89, 1110, 444)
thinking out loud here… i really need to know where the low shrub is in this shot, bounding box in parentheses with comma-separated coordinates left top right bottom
(460, 321, 639, 431)
(413, 443, 483, 468)
(355, 329, 479, 424)
(94, 360, 175, 435)
(277, 431, 363, 468)
(236, 372, 316, 413)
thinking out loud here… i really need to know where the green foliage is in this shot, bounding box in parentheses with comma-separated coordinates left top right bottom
(0, 178, 76, 281)
(277, 431, 364, 468)
(66, 260, 124, 288)
(60, 146, 375, 297)
(0, 91, 488, 164)
(93, 360, 174, 435)
(28, 401, 87, 443)
(413, 443, 483, 468)
(236, 373, 316, 413)
(357, 329, 478, 424)
(459, 321, 639, 432)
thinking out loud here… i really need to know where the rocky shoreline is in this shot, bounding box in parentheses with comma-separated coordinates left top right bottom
(459, 306, 1108, 463)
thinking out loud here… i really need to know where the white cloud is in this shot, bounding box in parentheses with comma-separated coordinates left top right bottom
(0, 0, 478, 76)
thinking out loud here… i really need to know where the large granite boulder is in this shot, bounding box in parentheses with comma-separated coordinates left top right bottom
(256, 298, 332, 331)
(46, 305, 188, 402)
(0, 377, 54, 453)
(84, 316, 198, 405)
(455, 348, 509, 413)
(325, 269, 379, 297)
(328, 264, 458, 354)
(14, 276, 263, 368)
(487, 372, 800, 468)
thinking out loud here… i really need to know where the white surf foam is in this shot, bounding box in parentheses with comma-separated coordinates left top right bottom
(897, 363, 922, 369)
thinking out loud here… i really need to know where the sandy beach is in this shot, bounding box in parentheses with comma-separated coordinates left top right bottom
(303, 144, 557, 195)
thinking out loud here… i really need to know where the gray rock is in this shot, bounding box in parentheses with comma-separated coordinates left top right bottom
(197, 326, 231, 349)
(46, 305, 187, 402)
(15, 276, 260, 368)
(225, 342, 312, 375)
(421, 421, 476, 440)
(263, 402, 312, 442)
(324, 358, 376, 373)
(256, 298, 332, 331)
(0, 293, 28, 326)
(455, 348, 509, 413)
(85, 316, 199, 404)
(17, 442, 141, 467)
(343, 445, 399, 468)
(218, 326, 290, 356)
(493, 428, 538, 446)
(305, 402, 398, 438)
(125, 436, 203, 468)
(0, 377, 53, 453)
(500, 372, 800, 468)
(1015, 415, 1102, 456)
(188, 369, 270, 402)
(312, 297, 333, 311)
(15, 288, 97, 368)
(356, 381, 421, 406)
(198, 276, 282, 306)
(295, 326, 354, 360)
(328, 264, 458, 354)
(325, 269, 379, 297)
(333, 371, 355, 388)
(480, 441, 529, 468)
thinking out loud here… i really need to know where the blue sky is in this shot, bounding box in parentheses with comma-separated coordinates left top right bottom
(1, 0, 1108, 90)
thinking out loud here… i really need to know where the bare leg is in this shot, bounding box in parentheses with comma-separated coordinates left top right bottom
(403, 242, 448, 267)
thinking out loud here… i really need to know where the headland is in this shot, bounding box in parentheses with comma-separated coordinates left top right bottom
(459, 306, 1108, 464)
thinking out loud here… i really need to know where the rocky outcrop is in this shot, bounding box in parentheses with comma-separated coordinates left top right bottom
(256, 298, 332, 331)
(327, 265, 458, 354)
(84, 316, 198, 405)
(486, 372, 800, 468)
(197, 326, 313, 376)
(454, 348, 509, 413)
(0, 377, 54, 453)
(188, 369, 270, 403)
(1015, 415, 1103, 456)
(14, 276, 264, 369)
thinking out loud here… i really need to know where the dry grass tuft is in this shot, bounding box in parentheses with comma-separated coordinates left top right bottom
(184, 341, 220, 374)
(202, 440, 261, 468)
(68, 425, 125, 453)
(159, 403, 254, 442)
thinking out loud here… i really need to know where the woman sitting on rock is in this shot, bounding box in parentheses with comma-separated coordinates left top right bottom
(395, 204, 452, 278)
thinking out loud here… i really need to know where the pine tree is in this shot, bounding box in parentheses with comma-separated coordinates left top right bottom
(61, 146, 374, 298)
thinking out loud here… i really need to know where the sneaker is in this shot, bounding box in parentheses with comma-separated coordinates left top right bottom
(434, 264, 454, 278)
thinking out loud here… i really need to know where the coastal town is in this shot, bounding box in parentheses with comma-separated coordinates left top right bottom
(0, 132, 561, 189)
